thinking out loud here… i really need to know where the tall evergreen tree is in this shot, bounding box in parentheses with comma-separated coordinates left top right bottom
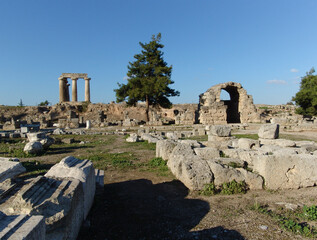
(114, 33, 180, 121)
(292, 67, 317, 116)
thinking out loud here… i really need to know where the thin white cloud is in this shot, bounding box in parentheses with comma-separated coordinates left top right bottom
(123, 76, 129, 81)
(267, 79, 287, 85)
(290, 68, 299, 73)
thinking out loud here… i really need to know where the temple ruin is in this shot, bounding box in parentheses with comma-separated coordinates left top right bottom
(199, 82, 260, 124)
(59, 73, 91, 103)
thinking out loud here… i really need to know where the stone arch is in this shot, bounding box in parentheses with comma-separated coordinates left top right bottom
(198, 82, 259, 124)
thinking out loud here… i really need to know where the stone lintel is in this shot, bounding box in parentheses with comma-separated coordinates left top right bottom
(61, 73, 88, 79)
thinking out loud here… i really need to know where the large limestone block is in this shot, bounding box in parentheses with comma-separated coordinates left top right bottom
(237, 138, 260, 150)
(209, 125, 231, 137)
(126, 133, 140, 142)
(140, 133, 160, 143)
(27, 132, 54, 149)
(258, 124, 279, 139)
(253, 154, 317, 189)
(168, 144, 213, 190)
(156, 140, 177, 160)
(259, 138, 296, 148)
(23, 141, 43, 154)
(3, 176, 84, 240)
(194, 147, 220, 159)
(206, 161, 263, 189)
(45, 156, 95, 219)
(0, 212, 45, 240)
(178, 139, 202, 148)
(0, 158, 26, 182)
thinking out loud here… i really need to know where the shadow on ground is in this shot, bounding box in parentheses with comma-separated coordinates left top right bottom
(78, 179, 245, 240)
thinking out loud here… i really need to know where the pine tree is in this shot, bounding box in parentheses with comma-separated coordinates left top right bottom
(114, 33, 180, 121)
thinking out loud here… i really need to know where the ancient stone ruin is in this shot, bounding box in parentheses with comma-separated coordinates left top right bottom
(59, 73, 91, 103)
(199, 82, 260, 124)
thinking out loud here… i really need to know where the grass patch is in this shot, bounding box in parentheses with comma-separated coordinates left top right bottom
(143, 157, 170, 176)
(200, 180, 248, 196)
(251, 203, 317, 238)
(83, 152, 137, 170)
(20, 161, 52, 177)
(125, 140, 156, 151)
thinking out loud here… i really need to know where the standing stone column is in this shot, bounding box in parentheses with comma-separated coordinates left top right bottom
(71, 78, 78, 102)
(59, 77, 67, 102)
(84, 78, 91, 102)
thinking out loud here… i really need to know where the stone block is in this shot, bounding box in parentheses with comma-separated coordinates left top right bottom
(258, 124, 279, 139)
(0, 212, 45, 240)
(194, 147, 220, 159)
(62, 138, 74, 144)
(0, 158, 26, 183)
(2, 176, 84, 240)
(23, 141, 43, 154)
(209, 125, 231, 137)
(167, 143, 213, 190)
(253, 154, 317, 189)
(156, 140, 177, 160)
(45, 156, 95, 219)
(95, 169, 104, 188)
(237, 138, 260, 149)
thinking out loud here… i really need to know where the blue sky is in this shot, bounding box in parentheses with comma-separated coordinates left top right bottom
(0, 0, 316, 106)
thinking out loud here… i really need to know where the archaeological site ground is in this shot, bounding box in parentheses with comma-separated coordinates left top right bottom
(1, 81, 317, 239)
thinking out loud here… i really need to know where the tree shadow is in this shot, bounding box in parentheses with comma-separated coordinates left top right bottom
(79, 179, 245, 240)
(45, 145, 89, 155)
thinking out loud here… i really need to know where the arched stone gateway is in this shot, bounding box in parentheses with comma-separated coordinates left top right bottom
(59, 73, 91, 103)
(199, 82, 260, 124)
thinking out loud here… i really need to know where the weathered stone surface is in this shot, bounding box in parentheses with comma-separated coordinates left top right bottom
(62, 138, 75, 144)
(0, 212, 45, 240)
(253, 154, 317, 189)
(214, 157, 246, 168)
(178, 139, 202, 148)
(206, 160, 263, 189)
(53, 128, 66, 135)
(95, 169, 104, 188)
(140, 133, 160, 143)
(238, 138, 260, 150)
(166, 132, 178, 140)
(23, 141, 43, 154)
(199, 82, 260, 124)
(45, 156, 95, 219)
(27, 132, 54, 149)
(156, 140, 177, 161)
(126, 133, 140, 142)
(259, 138, 296, 148)
(258, 124, 279, 139)
(0, 158, 26, 183)
(2, 176, 84, 240)
(167, 144, 213, 190)
(209, 125, 231, 137)
(194, 147, 220, 159)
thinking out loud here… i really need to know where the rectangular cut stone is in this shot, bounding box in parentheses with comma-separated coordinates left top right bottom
(61, 73, 88, 79)
(1, 176, 84, 240)
(95, 169, 104, 188)
(45, 156, 95, 219)
(0, 212, 45, 240)
(0, 158, 26, 183)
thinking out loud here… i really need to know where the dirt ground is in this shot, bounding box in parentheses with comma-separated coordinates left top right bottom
(3, 128, 317, 240)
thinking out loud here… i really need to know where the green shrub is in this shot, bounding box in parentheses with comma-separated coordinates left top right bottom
(200, 183, 218, 196)
(221, 180, 248, 195)
(302, 205, 317, 220)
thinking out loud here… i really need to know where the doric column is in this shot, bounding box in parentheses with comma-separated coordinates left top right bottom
(84, 78, 91, 102)
(71, 78, 78, 102)
(65, 83, 70, 102)
(59, 77, 66, 102)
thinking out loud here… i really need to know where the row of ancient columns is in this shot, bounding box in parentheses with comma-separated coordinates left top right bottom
(59, 77, 91, 102)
